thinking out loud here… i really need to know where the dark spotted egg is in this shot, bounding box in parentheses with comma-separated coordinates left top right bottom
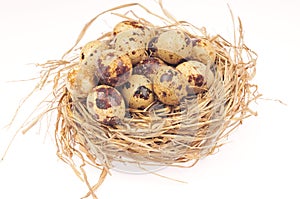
(176, 60, 214, 94)
(152, 65, 188, 105)
(113, 20, 153, 41)
(79, 39, 111, 70)
(96, 49, 132, 87)
(66, 65, 98, 98)
(147, 30, 192, 65)
(66, 40, 112, 98)
(114, 29, 148, 65)
(133, 57, 166, 81)
(86, 85, 125, 126)
(191, 38, 216, 66)
(120, 75, 154, 109)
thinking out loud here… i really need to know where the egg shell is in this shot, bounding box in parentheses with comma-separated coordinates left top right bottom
(66, 64, 98, 98)
(120, 74, 154, 109)
(96, 49, 132, 87)
(133, 57, 167, 80)
(80, 40, 111, 70)
(114, 29, 148, 65)
(113, 21, 144, 35)
(86, 85, 125, 126)
(113, 20, 146, 34)
(191, 38, 216, 66)
(153, 65, 188, 105)
(147, 30, 192, 65)
(176, 60, 214, 94)
(113, 21, 154, 45)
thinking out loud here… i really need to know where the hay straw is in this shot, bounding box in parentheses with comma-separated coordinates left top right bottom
(5, 1, 260, 198)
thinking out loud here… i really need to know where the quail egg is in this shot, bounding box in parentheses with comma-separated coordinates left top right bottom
(119, 74, 154, 109)
(80, 39, 111, 64)
(133, 57, 166, 80)
(79, 40, 110, 70)
(113, 20, 153, 39)
(153, 65, 188, 105)
(176, 60, 214, 94)
(147, 30, 192, 65)
(96, 49, 132, 87)
(86, 85, 125, 126)
(113, 20, 143, 35)
(191, 38, 216, 66)
(66, 64, 98, 98)
(114, 29, 148, 65)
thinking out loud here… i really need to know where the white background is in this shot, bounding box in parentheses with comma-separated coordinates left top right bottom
(0, 0, 300, 198)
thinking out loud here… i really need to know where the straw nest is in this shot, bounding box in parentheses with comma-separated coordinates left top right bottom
(13, 2, 259, 198)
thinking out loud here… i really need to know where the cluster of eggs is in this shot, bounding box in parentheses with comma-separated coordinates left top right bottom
(66, 21, 216, 126)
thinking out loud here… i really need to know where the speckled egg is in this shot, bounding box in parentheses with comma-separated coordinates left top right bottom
(96, 49, 132, 87)
(153, 65, 188, 105)
(113, 20, 152, 39)
(79, 39, 112, 73)
(86, 85, 125, 126)
(133, 57, 166, 80)
(120, 75, 154, 109)
(113, 20, 144, 35)
(191, 38, 216, 66)
(176, 60, 214, 94)
(147, 30, 192, 65)
(114, 29, 149, 65)
(66, 64, 98, 98)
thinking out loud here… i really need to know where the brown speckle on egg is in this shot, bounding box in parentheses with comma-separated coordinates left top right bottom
(86, 85, 125, 126)
(149, 30, 192, 65)
(153, 65, 188, 105)
(96, 49, 132, 87)
(160, 70, 174, 82)
(113, 20, 146, 36)
(133, 86, 152, 100)
(147, 36, 159, 54)
(96, 98, 110, 109)
(191, 38, 216, 66)
(103, 116, 121, 126)
(88, 102, 93, 108)
(189, 74, 205, 87)
(79, 40, 111, 68)
(133, 57, 166, 80)
(176, 60, 214, 94)
(120, 75, 154, 109)
(123, 81, 131, 89)
(185, 35, 191, 46)
(66, 65, 98, 99)
(114, 29, 148, 64)
(95, 86, 122, 108)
